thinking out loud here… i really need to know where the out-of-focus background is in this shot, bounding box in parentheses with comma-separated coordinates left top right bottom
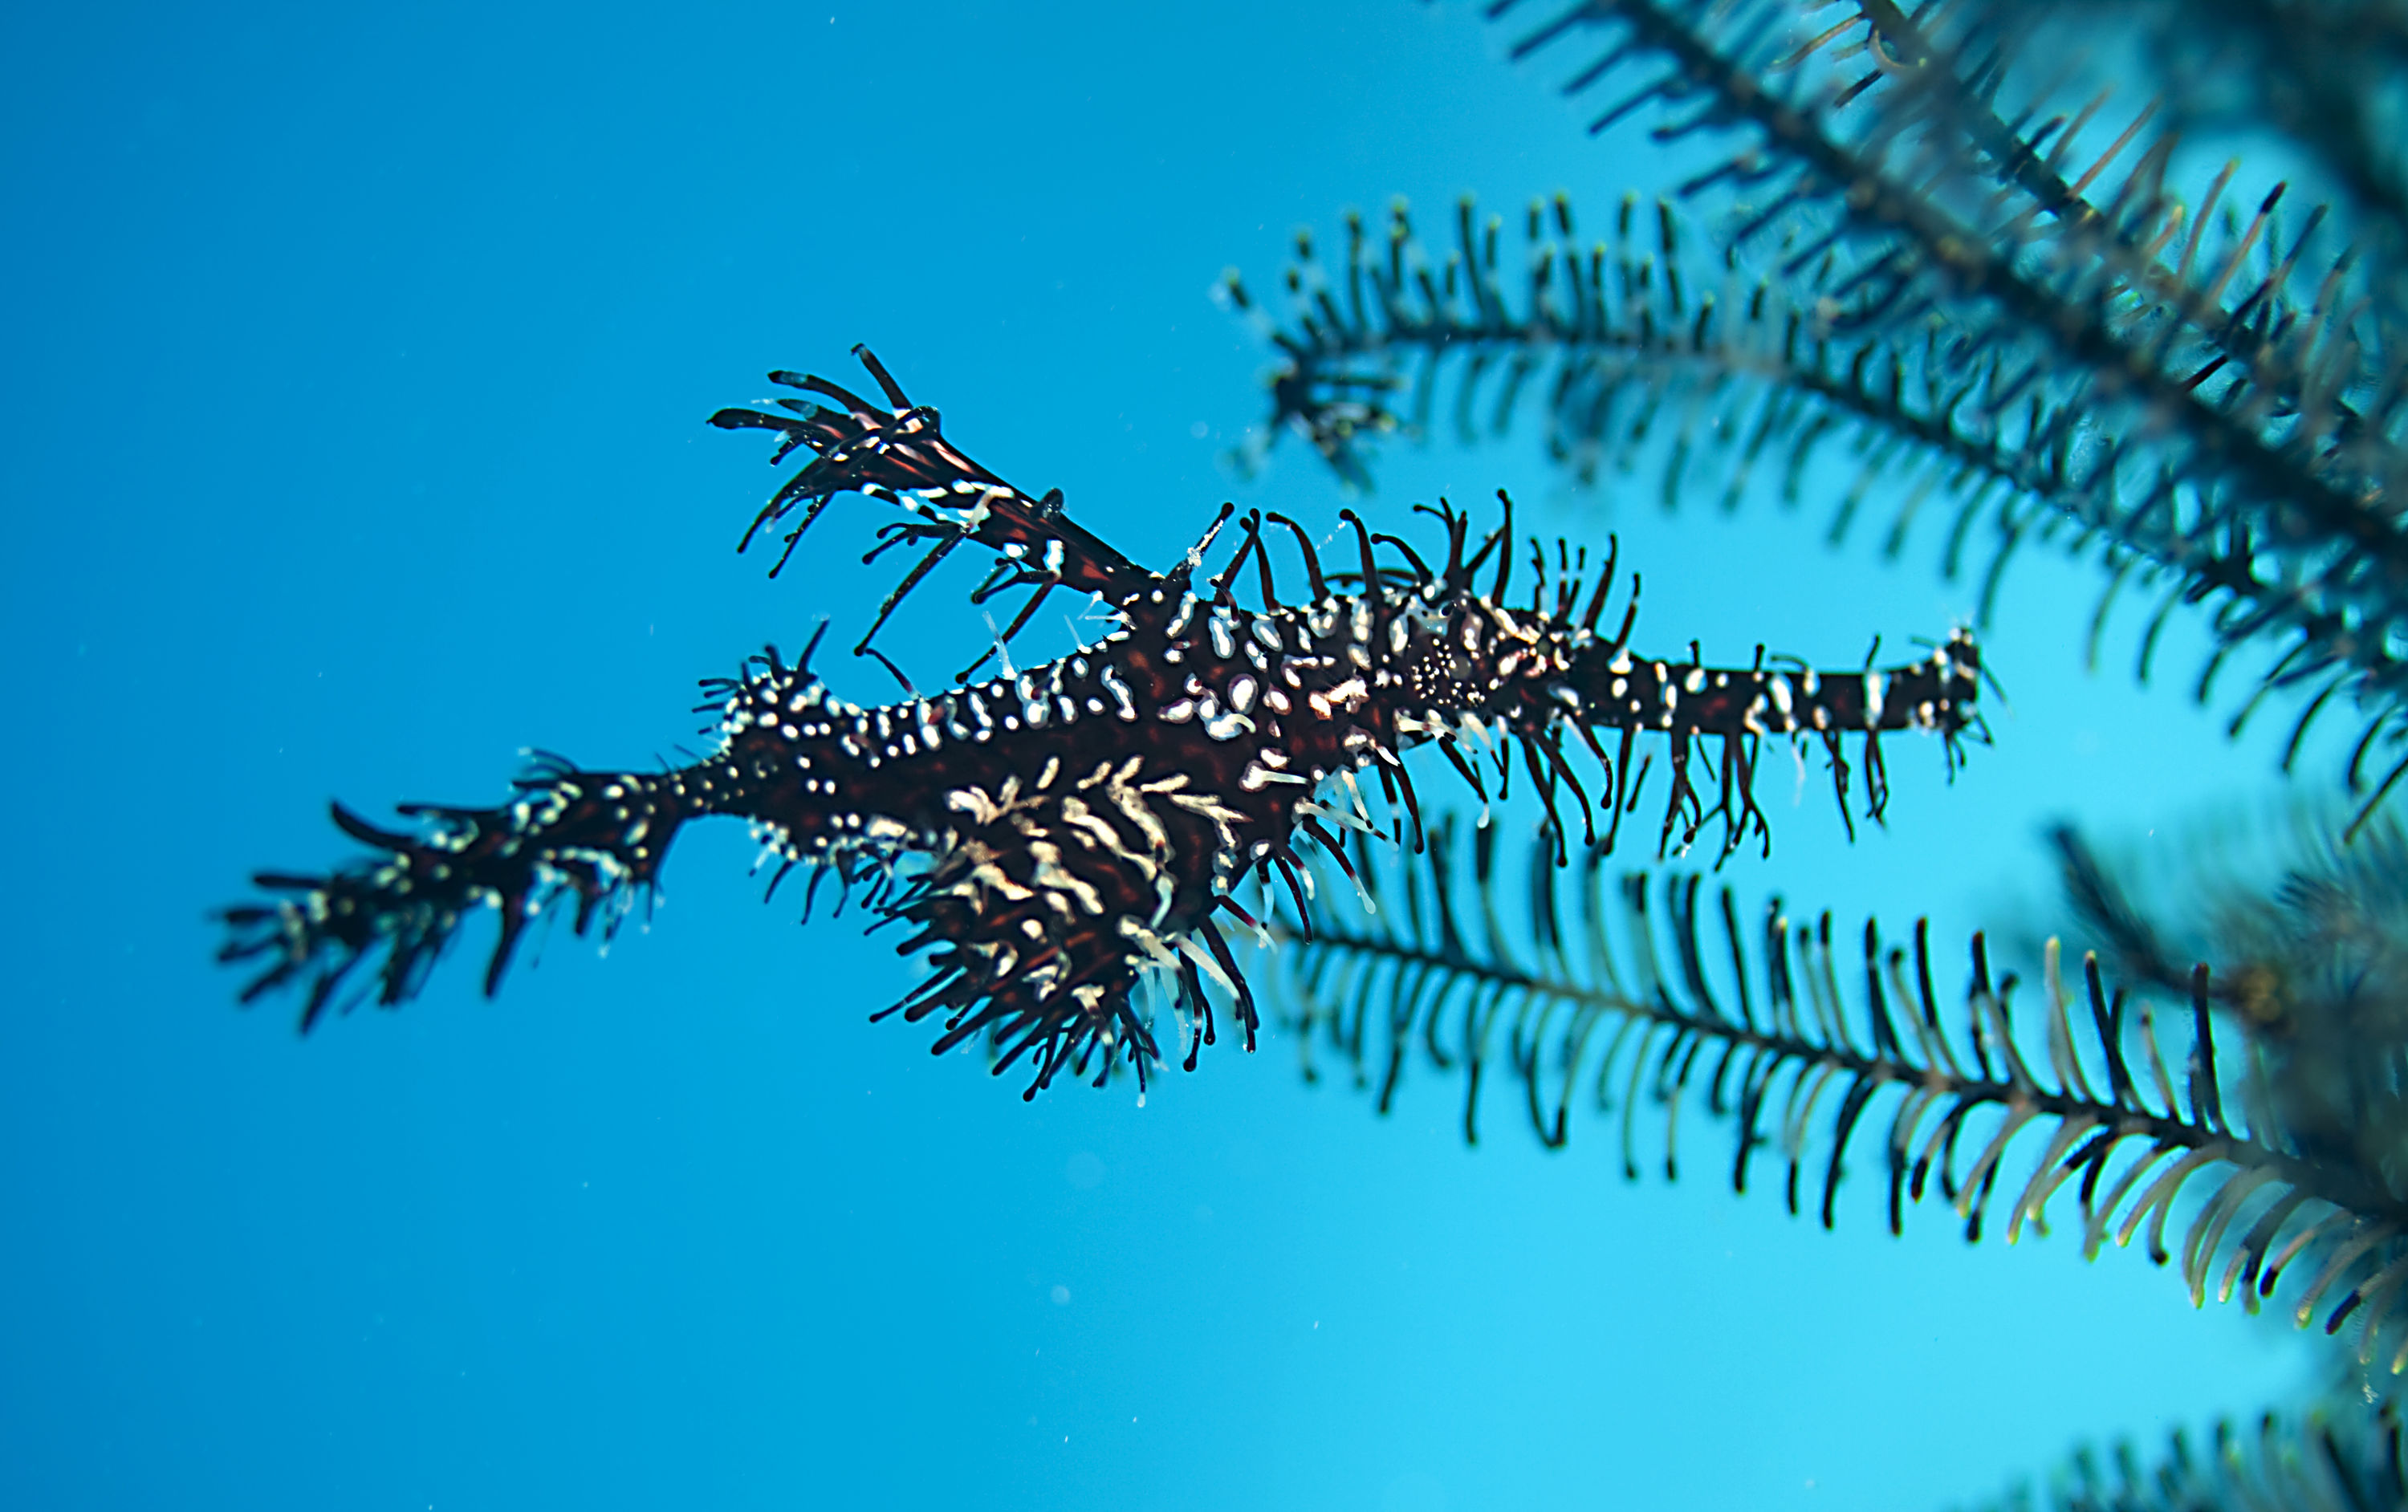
(0, 3, 2315, 1508)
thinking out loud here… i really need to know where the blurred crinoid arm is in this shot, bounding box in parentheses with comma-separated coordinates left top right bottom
(1222, 191, 1876, 502)
(1965, 1395, 2408, 1512)
(1272, 820, 2408, 1368)
(1232, 0, 2408, 808)
(2107, 0, 2408, 261)
(2047, 807, 2408, 1223)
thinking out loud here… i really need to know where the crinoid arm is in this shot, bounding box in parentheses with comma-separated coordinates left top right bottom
(1274, 821, 2408, 1367)
(224, 349, 1981, 1099)
(1965, 1396, 2408, 1512)
(1233, 0, 2408, 814)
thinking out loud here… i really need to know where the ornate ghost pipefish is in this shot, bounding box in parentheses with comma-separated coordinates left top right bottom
(220, 346, 1983, 1098)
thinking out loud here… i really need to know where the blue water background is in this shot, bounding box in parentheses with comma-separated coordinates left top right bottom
(1, 3, 2321, 1508)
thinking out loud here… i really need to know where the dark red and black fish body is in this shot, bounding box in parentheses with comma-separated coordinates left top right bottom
(219, 348, 1982, 1099)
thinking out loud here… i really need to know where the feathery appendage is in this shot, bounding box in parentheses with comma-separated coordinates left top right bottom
(2076, 0, 2408, 274)
(218, 348, 1979, 1098)
(1226, 191, 2278, 627)
(1970, 1396, 2408, 1512)
(1272, 819, 2408, 1365)
(1230, 0, 2408, 811)
(2048, 807, 2408, 1216)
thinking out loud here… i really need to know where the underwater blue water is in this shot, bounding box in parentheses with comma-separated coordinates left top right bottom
(0, 3, 2324, 1509)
